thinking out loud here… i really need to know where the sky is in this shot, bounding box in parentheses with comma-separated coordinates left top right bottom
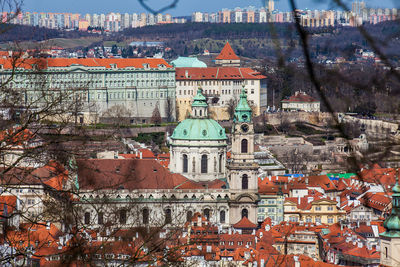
(23, 0, 399, 16)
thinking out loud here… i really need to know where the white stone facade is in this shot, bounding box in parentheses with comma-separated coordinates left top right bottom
(169, 139, 227, 182)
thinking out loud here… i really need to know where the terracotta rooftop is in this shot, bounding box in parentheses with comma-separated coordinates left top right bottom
(233, 216, 257, 229)
(76, 158, 227, 191)
(216, 42, 240, 60)
(282, 91, 319, 103)
(176, 67, 266, 80)
(0, 57, 173, 70)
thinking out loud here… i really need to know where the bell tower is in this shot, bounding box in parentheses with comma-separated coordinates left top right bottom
(380, 170, 400, 267)
(228, 87, 259, 224)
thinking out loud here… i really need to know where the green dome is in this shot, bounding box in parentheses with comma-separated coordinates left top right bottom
(171, 57, 207, 68)
(171, 118, 227, 140)
(384, 213, 400, 231)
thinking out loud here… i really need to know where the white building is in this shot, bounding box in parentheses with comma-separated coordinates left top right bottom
(0, 58, 176, 124)
(281, 91, 320, 112)
(74, 88, 259, 228)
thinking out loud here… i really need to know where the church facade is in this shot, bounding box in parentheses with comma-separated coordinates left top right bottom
(74, 88, 259, 229)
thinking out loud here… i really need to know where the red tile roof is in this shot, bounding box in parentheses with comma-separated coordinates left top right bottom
(282, 91, 319, 103)
(233, 216, 257, 229)
(176, 67, 266, 80)
(0, 57, 173, 70)
(361, 192, 391, 212)
(1, 161, 68, 187)
(216, 42, 240, 60)
(0, 127, 38, 147)
(76, 158, 227, 190)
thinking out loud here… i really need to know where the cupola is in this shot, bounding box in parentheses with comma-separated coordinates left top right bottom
(191, 88, 208, 119)
(234, 86, 252, 123)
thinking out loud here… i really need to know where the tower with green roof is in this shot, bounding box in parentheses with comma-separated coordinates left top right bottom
(234, 87, 253, 123)
(380, 171, 400, 267)
(228, 86, 259, 225)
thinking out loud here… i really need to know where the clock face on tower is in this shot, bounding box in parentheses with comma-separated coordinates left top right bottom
(241, 123, 249, 133)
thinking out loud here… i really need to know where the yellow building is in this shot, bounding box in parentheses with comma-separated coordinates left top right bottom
(175, 67, 267, 121)
(284, 195, 346, 225)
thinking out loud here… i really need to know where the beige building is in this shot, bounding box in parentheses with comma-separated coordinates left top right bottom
(284, 195, 346, 225)
(281, 91, 320, 112)
(175, 67, 267, 121)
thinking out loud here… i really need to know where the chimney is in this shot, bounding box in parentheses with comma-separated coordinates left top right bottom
(46, 222, 50, 230)
(305, 177, 309, 185)
(185, 70, 189, 78)
(298, 196, 301, 205)
(358, 241, 363, 248)
(140, 151, 142, 159)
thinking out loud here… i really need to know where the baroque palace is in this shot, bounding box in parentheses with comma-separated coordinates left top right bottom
(75, 88, 259, 227)
(0, 57, 176, 123)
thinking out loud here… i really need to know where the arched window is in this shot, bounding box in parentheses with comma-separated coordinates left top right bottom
(219, 154, 223, 173)
(142, 208, 149, 224)
(97, 212, 103, 225)
(241, 209, 248, 218)
(201, 155, 208, 173)
(204, 208, 211, 220)
(183, 154, 188, 173)
(187, 211, 193, 222)
(220, 210, 226, 223)
(200, 110, 202, 116)
(119, 209, 127, 224)
(242, 174, 248, 190)
(241, 139, 248, 153)
(165, 209, 172, 224)
(84, 212, 90, 224)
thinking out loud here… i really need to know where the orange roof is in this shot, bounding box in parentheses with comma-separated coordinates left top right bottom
(0, 57, 173, 70)
(282, 92, 318, 103)
(0, 127, 37, 147)
(176, 67, 266, 81)
(233, 216, 257, 229)
(76, 159, 227, 190)
(216, 42, 240, 60)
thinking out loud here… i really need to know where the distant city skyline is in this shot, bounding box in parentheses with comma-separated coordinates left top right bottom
(23, 0, 399, 16)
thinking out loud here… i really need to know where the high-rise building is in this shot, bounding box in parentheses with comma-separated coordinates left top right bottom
(264, 0, 275, 12)
(352, 0, 366, 16)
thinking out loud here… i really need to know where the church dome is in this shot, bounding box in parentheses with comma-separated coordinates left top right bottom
(171, 118, 227, 141)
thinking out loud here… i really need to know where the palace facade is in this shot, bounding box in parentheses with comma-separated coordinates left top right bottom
(0, 58, 176, 123)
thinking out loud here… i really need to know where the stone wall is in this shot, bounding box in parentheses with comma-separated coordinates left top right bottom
(255, 112, 335, 126)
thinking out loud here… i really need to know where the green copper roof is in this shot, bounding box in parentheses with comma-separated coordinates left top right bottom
(381, 173, 400, 237)
(171, 57, 207, 68)
(234, 87, 252, 123)
(192, 88, 208, 107)
(171, 118, 227, 140)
